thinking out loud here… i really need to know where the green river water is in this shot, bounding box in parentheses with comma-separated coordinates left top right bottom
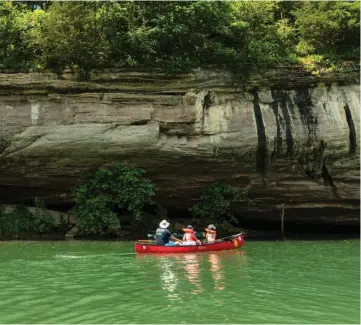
(0, 240, 359, 324)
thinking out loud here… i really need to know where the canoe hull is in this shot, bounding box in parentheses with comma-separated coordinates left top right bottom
(135, 234, 244, 254)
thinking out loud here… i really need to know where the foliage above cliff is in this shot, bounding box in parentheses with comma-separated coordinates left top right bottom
(74, 163, 156, 235)
(0, 1, 359, 78)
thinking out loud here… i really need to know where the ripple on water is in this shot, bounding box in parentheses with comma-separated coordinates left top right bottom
(0, 240, 359, 324)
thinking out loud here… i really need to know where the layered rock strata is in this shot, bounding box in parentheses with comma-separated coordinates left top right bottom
(0, 67, 359, 225)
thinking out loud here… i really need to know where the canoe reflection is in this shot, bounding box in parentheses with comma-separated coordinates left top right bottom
(183, 254, 203, 294)
(208, 253, 224, 290)
(160, 259, 180, 300)
(136, 250, 247, 297)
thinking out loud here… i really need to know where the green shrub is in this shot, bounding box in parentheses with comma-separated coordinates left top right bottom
(0, 199, 55, 239)
(33, 197, 55, 233)
(74, 162, 156, 235)
(189, 182, 249, 232)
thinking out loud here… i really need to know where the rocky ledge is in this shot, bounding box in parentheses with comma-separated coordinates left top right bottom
(0, 66, 359, 227)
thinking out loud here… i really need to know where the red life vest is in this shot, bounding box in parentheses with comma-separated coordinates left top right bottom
(183, 228, 197, 242)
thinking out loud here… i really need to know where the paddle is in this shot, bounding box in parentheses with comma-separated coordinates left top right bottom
(171, 236, 183, 243)
(137, 237, 182, 243)
(216, 233, 242, 242)
(147, 232, 206, 239)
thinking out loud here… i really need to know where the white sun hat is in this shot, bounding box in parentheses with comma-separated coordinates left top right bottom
(159, 220, 170, 229)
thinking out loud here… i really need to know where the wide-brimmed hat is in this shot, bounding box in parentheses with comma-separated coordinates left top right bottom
(159, 220, 170, 229)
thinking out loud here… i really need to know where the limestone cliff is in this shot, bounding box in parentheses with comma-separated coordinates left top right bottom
(0, 67, 359, 226)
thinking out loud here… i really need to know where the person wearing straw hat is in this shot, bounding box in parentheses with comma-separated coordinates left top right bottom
(155, 220, 179, 246)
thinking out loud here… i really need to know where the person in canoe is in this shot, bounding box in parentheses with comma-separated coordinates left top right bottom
(155, 220, 180, 246)
(180, 225, 201, 246)
(205, 224, 217, 243)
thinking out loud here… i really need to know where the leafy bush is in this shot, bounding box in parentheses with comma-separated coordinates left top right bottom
(74, 163, 156, 235)
(293, 1, 360, 57)
(1, 205, 22, 236)
(189, 182, 249, 232)
(32, 197, 55, 233)
(34, 2, 109, 79)
(0, 199, 55, 239)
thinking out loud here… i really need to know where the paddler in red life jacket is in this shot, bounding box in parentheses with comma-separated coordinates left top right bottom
(205, 224, 217, 243)
(180, 225, 201, 246)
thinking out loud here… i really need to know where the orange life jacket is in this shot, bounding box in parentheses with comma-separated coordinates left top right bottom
(183, 228, 197, 242)
(205, 228, 216, 243)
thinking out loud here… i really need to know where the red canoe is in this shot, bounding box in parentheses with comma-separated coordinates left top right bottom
(135, 233, 244, 254)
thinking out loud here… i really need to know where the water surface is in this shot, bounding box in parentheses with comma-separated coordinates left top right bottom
(0, 240, 359, 323)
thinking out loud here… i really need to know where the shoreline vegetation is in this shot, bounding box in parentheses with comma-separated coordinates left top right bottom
(1, 163, 359, 241)
(1, 163, 253, 240)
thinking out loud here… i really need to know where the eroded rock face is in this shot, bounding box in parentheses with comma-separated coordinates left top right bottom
(0, 68, 359, 225)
